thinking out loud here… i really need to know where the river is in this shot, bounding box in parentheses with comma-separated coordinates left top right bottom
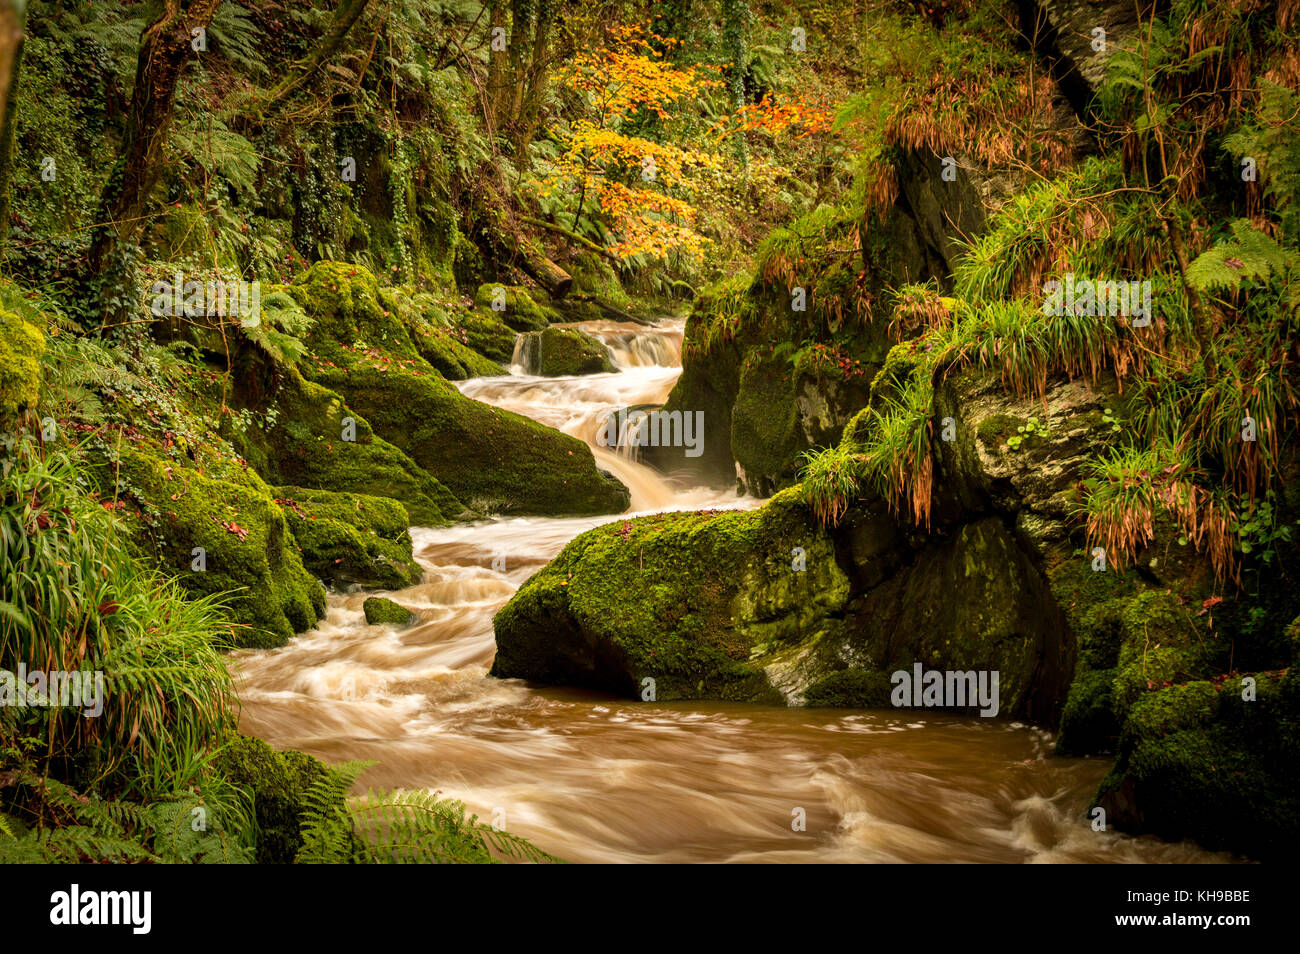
(232, 318, 1231, 863)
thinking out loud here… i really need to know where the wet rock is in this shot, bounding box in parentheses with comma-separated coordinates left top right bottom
(276, 486, 423, 590)
(363, 596, 417, 627)
(513, 326, 614, 376)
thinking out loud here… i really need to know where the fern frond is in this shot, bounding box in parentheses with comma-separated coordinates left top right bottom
(1186, 219, 1297, 292)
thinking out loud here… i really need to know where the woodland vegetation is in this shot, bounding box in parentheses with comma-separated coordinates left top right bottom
(1, 0, 1297, 862)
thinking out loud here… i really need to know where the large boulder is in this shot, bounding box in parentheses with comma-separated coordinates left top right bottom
(290, 262, 629, 516)
(513, 326, 614, 376)
(114, 446, 326, 649)
(493, 489, 847, 702)
(252, 369, 465, 527)
(1028, 0, 1142, 108)
(493, 486, 1069, 718)
(276, 486, 423, 590)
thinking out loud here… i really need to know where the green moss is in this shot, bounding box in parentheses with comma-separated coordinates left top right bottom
(839, 517, 1067, 720)
(1050, 559, 1217, 755)
(285, 263, 627, 516)
(363, 596, 417, 626)
(260, 370, 463, 526)
(313, 363, 628, 515)
(214, 734, 340, 864)
(290, 261, 418, 359)
(804, 668, 895, 708)
(410, 326, 503, 379)
(1111, 591, 1211, 714)
(0, 309, 43, 421)
(472, 283, 558, 331)
(451, 309, 519, 364)
(114, 446, 325, 649)
(492, 491, 846, 702)
(975, 413, 1022, 452)
(568, 254, 631, 308)
(1055, 667, 1120, 754)
(1096, 671, 1300, 858)
(276, 487, 422, 590)
(841, 407, 874, 446)
(731, 350, 800, 494)
(869, 339, 923, 408)
(1122, 679, 1219, 738)
(517, 326, 614, 376)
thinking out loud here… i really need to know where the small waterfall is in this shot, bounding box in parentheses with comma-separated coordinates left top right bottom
(601, 331, 680, 369)
(510, 333, 541, 375)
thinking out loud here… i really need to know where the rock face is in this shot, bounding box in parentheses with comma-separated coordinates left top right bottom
(512, 326, 615, 376)
(494, 481, 1070, 719)
(643, 149, 1019, 496)
(1027, 0, 1143, 107)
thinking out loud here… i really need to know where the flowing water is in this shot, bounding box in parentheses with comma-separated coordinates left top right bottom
(234, 319, 1232, 863)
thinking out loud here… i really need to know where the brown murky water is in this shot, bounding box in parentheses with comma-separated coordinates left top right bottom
(233, 319, 1231, 863)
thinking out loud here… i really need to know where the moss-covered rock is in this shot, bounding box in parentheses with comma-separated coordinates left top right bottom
(835, 516, 1071, 721)
(803, 668, 895, 708)
(291, 261, 416, 356)
(0, 309, 43, 422)
(1095, 670, 1300, 859)
(363, 596, 416, 626)
(450, 309, 519, 364)
(492, 489, 846, 701)
(257, 370, 464, 527)
(289, 263, 629, 516)
(115, 446, 325, 648)
(312, 363, 628, 515)
(494, 489, 1068, 718)
(1048, 557, 1221, 757)
(387, 288, 504, 378)
(732, 351, 800, 495)
(472, 283, 559, 331)
(214, 734, 342, 864)
(1056, 667, 1120, 754)
(276, 487, 423, 590)
(411, 325, 504, 379)
(514, 326, 614, 376)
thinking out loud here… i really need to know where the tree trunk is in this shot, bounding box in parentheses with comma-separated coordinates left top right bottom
(515, 0, 556, 154)
(521, 215, 621, 264)
(510, 232, 572, 298)
(722, 0, 750, 168)
(86, 0, 225, 298)
(262, 0, 373, 109)
(0, 0, 27, 246)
